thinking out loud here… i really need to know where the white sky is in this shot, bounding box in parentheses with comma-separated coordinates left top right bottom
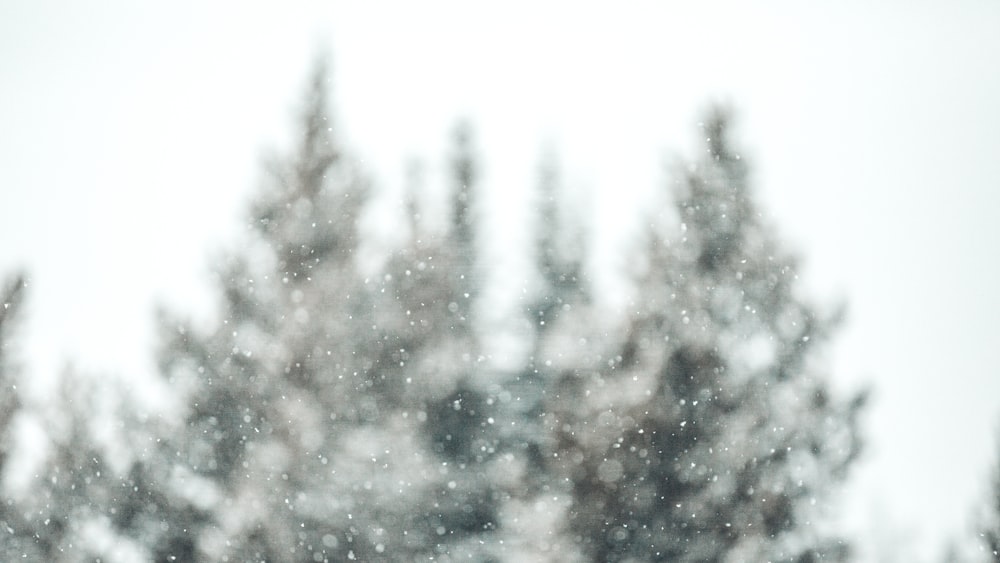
(2, 2, 1000, 560)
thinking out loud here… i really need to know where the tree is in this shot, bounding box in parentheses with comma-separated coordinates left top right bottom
(0, 59, 864, 563)
(975, 432, 1000, 562)
(0, 272, 182, 562)
(544, 108, 866, 562)
(0, 273, 26, 471)
(0, 272, 43, 561)
(154, 61, 505, 562)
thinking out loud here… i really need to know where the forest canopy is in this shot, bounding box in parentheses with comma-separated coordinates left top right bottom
(0, 61, 877, 563)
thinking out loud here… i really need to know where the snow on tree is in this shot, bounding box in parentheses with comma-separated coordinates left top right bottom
(972, 434, 1000, 562)
(542, 108, 867, 562)
(154, 61, 505, 562)
(0, 273, 42, 561)
(0, 277, 138, 561)
(151, 77, 866, 561)
(0, 63, 869, 562)
(0, 273, 25, 467)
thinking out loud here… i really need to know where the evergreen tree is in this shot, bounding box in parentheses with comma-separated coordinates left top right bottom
(527, 151, 587, 336)
(28, 62, 866, 562)
(977, 434, 1000, 562)
(155, 61, 501, 562)
(25, 371, 164, 562)
(1, 56, 873, 562)
(0, 272, 43, 560)
(0, 273, 186, 561)
(0, 273, 25, 470)
(545, 108, 866, 562)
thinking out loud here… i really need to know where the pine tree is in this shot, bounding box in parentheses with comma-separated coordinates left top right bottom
(159, 61, 370, 561)
(0, 272, 43, 561)
(545, 108, 866, 562)
(4, 62, 872, 562)
(126, 65, 867, 561)
(28, 371, 165, 562)
(0, 273, 25, 471)
(0, 273, 184, 561)
(977, 435, 1000, 562)
(155, 61, 504, 562)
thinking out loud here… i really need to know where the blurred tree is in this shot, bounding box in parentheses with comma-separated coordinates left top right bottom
(937, 431, 1000, 562)
(1, 63, 866, 562)
(0, 272, 195, 562)
(155, 61, 502, 561)
(977, 435, 1000, 562)
(544, 108, 866, 562)
(0, 273, 26, 472)
(23, 371, 176, 563)
(0, 272, 43, 560)
(528, 150, 587, 335)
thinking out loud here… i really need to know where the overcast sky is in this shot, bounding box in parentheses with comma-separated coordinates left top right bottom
(3, 2, 1000, 560)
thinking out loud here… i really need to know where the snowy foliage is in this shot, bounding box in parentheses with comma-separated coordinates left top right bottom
(540, 109, 865, 562)
(0, 65, 871, 562)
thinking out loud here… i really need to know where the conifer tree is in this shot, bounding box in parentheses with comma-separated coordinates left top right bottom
(155, 61, 503, 562)
(43, 60, 869, 562)
(546, 108, 865, 562)
(0, 273, 42, 561)
(3, 60, 871, 562)
(0, 273, 183, 562)
(0, 274, 25, 471)
(977, 436, 1000, 562)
